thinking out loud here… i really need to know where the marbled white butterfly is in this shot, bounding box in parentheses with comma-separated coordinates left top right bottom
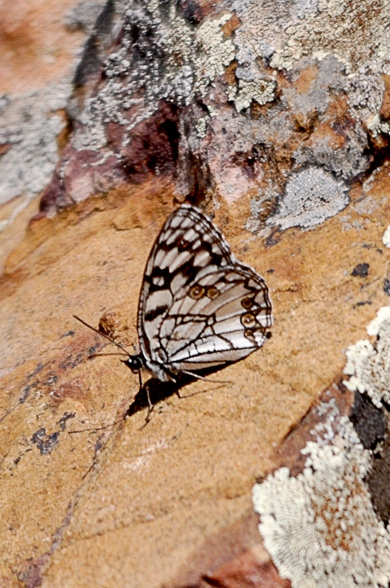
(76, 205, 272, 387)
(123, 204, 272, 382)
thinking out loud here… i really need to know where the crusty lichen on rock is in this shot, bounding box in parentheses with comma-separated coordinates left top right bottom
(344, 307, 390, 409)
(253, 304, 390, 587)
(253, 414, 390, 588)
(73, 1, 236, 152)
(0, 82, 71, 225)
(267, 166, 349, 231)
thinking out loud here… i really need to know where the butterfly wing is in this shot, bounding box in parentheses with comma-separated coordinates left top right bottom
(160, 264, 272, 371)
(138, 204, 272, 379)
(137, 205, 235, 375)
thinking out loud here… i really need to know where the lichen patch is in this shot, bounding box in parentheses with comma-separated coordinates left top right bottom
(227, 76, 276, 113)
(0, 82, 70, 208)
(383, 226, 390, 249)
(267, 167, 349, 231)
(73, 3, 236, 152)
(344, 306, 390, 408)
(253, 417, 390, 587)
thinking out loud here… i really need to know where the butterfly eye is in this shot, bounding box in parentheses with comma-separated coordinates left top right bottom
(241, 313, 256, 327)
(242, 297, 253, 309)
(207, 287, 219, 299)
(189, 285, 206, 299)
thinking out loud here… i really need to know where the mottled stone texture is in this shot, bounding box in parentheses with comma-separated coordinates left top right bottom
(2, 0, 390, 587)
(36, 0, 390, 226)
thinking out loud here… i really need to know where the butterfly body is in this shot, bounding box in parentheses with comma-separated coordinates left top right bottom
(128, 205, 272, 383)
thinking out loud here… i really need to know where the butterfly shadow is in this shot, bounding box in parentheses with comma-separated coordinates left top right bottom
(126, 367, 232, 427)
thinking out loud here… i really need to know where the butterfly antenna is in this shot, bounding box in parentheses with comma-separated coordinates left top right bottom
(89, 352, 130, 358)
(73, 315, 130, 356)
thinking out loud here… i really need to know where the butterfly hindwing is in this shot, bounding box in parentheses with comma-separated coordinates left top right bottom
(161, 265, 272, 370)
(137, 205, 272, 380)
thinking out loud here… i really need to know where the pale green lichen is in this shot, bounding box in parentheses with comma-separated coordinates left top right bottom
(194, 13, 236, 97)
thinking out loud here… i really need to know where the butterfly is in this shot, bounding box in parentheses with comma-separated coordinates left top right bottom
(76, 205, 272, 391)
(128, 204, 272, 380)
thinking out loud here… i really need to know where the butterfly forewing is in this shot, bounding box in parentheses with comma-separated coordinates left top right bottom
(137, 204, 272, 380)
(138, 206, 234, 364)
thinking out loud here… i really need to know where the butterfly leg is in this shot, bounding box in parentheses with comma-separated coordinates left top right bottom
(137, 370, 155, 426)
(144, 396, 154, 425)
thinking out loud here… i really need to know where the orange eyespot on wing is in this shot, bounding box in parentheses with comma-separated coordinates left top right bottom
(241, 297, 253, 309)
(189, 285, 205, 300)
(207, 286, 219, 299)
(241, 313, 257, 328)
(177, 237, 191, 249)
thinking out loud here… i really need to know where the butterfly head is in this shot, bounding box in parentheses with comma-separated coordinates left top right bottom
(122, 354, 145, 373)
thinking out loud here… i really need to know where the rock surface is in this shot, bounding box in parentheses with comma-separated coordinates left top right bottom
(1, 1, 390, 587)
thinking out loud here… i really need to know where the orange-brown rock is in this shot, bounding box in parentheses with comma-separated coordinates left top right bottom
(2, 0, 390, 586)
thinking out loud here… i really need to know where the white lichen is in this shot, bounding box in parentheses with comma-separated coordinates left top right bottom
(74, 2, 235, 151)
(232, 0, 390, 78)
(0, 81, 71, 221)
(195, 117, 208, 139)
(253, 417, 390, 587)
(268, 0, 390, 76)
(232, 0, 390, 134)
(268, 167, 349, 231)
(366, 113, 390, 138)
(228, 78, 276, 113)
(344, 307, 390, 408)
(383, 227, 390, 249)
(311, 397, 340, 445)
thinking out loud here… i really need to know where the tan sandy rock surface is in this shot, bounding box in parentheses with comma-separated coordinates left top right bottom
(2, 0, 390, 586)
(1, 171, 390, 586)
